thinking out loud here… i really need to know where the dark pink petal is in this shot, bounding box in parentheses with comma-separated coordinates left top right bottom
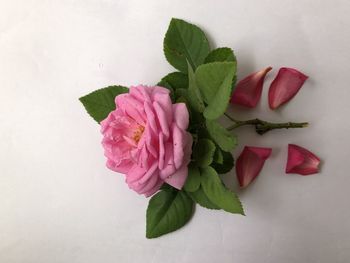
(268, 67, 308, 110)
(286, 144, 320, 175)
(236, 146, 272, 188)
(230, 67, 272, 108)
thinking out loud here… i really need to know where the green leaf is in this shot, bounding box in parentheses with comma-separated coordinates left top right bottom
(184, 164, 201, 192)
(160, 183, 173, 191)
(212, 151, 235, 174)
(193, 139, 216, 167)
(146, 190, 194, 238)
(188, 187, 220, 210)
(164, 18, 210, 73)
(201, 166, 244, 215)
(213, 147, 224, 164)
(206, 120, 238, 151)
(204, 48, 237, 94)
(204, 47, 236, 63)
(195, 62, 236, 119)
(160, 72, 189, 90)
(174, 88, 188, 99)
(187, 62, 205, 113)
(79, 85, 128, 123)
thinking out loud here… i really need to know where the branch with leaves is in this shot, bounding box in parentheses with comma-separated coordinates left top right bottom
(80, 18, 310, 239)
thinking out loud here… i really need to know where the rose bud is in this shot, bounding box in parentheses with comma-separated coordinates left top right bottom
(268, 67, 308, 110)
(236, 146, 272, 188)
(101, 86, 192, 196)
(286, 144, 321, 175)
(230, 67, 272, 108)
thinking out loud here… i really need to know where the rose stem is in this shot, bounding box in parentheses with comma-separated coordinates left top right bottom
(224, 113, 308, 135)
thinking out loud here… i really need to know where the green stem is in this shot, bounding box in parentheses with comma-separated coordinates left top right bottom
(225, 114, 308, 135)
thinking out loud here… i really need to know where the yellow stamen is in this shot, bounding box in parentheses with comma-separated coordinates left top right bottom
(133, 126, 144, 143)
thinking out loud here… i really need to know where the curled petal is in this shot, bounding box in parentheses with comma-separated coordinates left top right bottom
(286, 144, 320, 175)
(159, 142, 176, 179)
(115, 95, 146, 126)
(106, 159, 133, 174)
(153, 101, 170, 139)
(165, 132, 193, 190)
(172, 123, 185, 169)
(164, 164, 188, 189)
(144, 179, 164, 197)
(236, 146, 272, 188)
(158, 132, 165, 170)
(172, 103, 189, 130)
(230, 67, 272, 108)
(268, 67, 308, 110)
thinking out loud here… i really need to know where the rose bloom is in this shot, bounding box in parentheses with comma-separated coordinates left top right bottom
(100, 85, 192, 196)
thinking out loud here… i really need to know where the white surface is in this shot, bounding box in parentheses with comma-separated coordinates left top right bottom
(1, 0, 350, 262)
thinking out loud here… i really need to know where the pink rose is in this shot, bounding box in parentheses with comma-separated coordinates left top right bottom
(101, 85, 193, 196)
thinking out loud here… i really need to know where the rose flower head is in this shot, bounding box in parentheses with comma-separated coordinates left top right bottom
(100, 85, 192, 196)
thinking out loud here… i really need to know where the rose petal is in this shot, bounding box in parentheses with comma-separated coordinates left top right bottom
(138, 173, 160, 194)
(164, 164, 188, 190)
(152, 87, 173, 126)
(172, 123, 185, 170)
(286, 144, 320, 175)
(130, 85, 151, 102)
(144, 179, 163, 197)
(138, 162, 158, 184)
(153, 101, 170, 139)
(172, 103, 189, 130)
(236, 146, 272, 188)
(106, 159, 133, 174)
(183, 132, 193, 164)
(159, 142, 176, 179)
(126, 164, 147, 184)
(230, 67, 272, 108)
(268, 67, 308, 110)
(158, 132, 165, 170)
(115, 95, 146, 126)
(144, 101, 158, 134)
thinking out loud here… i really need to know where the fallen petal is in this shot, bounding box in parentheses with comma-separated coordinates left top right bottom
(236, 146, 272, 188)
(230, 67, 272, 108)
(286, 144, 320, 175)
(268, 67, 308, 110)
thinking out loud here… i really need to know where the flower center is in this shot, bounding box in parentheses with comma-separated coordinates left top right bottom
(132, 125, 145, 143)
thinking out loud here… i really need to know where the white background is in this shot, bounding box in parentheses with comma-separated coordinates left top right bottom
(1, 0, 350, 262)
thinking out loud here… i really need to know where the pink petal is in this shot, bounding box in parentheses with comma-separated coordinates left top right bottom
(144, 179, 163, 197)
(236, 146, 272, 188)
(138, 144, 149, 169)
(138, 162, 158, 184)
(144, 101, 158, 134)
(172, 103, 189, 130)
(106, 159, 133, 174)
(268, 67, 308, 110)
(230, 67, 272, 108)
(172, 123, 185, 170)
(153, 101, 170, 139)
(152, 88, 173, 126)
(183, 132, 193, 164)
(139, 174, 160, 194)
(164, 164, 188, 190)
(286, 144, 321, 175)
(115, 95, 146, 126)
(126, 164, 147, 184)
(130, 85, 151, 102)
(158, 132, 165, 170)
(159, 142, 176, 179)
